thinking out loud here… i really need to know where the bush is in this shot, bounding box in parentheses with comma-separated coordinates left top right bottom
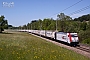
(82, 38, 90, 45)
(78, 30, 90, 43)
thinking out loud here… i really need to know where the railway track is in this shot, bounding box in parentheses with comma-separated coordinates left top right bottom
(31, 32, 90, 50)
(29, 32, 90, 58)
(75, 45, 90, 53)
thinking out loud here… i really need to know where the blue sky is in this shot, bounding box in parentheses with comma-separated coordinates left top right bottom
(0, 0, 90, 26)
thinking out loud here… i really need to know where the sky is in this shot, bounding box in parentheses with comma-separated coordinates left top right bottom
(0, 0, 90, 27)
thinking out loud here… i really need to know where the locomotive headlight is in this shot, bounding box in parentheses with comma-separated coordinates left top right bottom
(72, 38, 75, 42)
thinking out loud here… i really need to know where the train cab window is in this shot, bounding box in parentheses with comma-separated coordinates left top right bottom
(71, 35, 78, 37)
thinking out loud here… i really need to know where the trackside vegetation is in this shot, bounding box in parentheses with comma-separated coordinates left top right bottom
(0, 15, 8, 33)
(17, 13, 90, 45)
(0, 31, 89, 60)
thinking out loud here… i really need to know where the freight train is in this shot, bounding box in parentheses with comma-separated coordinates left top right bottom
(19, 30, 79, 46)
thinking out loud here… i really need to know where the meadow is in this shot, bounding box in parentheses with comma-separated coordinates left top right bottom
(0, 31, 89, 60)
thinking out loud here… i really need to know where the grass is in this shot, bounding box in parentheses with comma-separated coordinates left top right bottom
(0, 31, 90, 60)
(82, 38, 90, 45)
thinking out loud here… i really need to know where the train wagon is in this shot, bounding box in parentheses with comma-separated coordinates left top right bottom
(55, 32, 79, 46)
(39, 30, 46, 36)
(46, 31, 55, 39)
(28, 30, 32, 33)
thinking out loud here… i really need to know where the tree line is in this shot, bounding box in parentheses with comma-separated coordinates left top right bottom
(19, 13, 90, 32)
(18, 13, 90, 44)
(0, 13, 90, 44)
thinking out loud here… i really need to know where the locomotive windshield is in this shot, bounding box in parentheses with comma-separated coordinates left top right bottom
(71, 35, 78, 37)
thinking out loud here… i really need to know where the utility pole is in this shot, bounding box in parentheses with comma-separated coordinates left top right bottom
(40, 20, 42, 36)
(56, 19, 57, 31)
(31, 24, 32, 30)
(40, 21, 41, 28)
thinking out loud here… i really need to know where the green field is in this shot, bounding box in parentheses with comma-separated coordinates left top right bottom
(0, 31, 89, 60)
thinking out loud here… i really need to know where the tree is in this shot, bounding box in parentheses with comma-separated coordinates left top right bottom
(47, 19, 56, 30)
(57, 13, 65, 20)
(0, 15, 8, 33)
(22, 25, 27, 29)
(38, 19, 42, 30)
(74, 14, 90, 22)
(42, 18, 51, 30)
(57, 13, 72, 31)
(57, 13, 72, 21)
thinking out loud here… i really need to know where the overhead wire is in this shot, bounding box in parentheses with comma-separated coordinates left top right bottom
(68, 5, 90, 16)
(47, 0, 83, 18)
(60, 0, 83, 12)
